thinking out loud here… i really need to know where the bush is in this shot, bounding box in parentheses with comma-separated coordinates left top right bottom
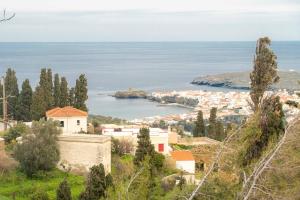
(14, 120, 60, 177)
(151, 152, 165, 171)
(31, 189, 49, 200)
(3, 123, 29, 144)
(111, 138, 134, 156)
(56, 179, 72, 200)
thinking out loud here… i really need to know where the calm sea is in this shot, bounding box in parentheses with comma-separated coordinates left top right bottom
(0, 42, 299, 119)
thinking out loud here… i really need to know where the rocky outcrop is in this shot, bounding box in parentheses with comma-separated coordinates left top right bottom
(148, 95, 199, 107)
(113, 89, 147, 99)
(191, 71, 300, 91)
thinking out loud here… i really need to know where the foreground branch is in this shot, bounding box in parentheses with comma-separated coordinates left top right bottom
(0, 9, 15, 22)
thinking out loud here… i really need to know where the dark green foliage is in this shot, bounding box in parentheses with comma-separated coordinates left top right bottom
(60, 77, 69, 107)
(79, 163, 112, 200)
(134, 128, 155, 166)
(285, 100, 298, 108)
(14, 120, 60, 177)
(250, 37, 279, 110)
(105, 174, 114, 189)
(207, 107, 217, 138)
(193, 110, 205, 137)
(16, 79, 33, 121)
(31, 86, 47, 120)
(53, 74, 61, 107)
(3, 123, 29, 144)
(2, 68, 19, 119)
(31, 189, 49, 200)
(151, 152, 165, 171)
(215, 121, 226, 141)
(68, 87, 75, 106)
(242, 96, 285, 166)
(56, 179, 72, 200)
(74, 74, 88, 111)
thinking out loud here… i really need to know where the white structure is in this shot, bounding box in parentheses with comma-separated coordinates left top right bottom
(171, 150, 195, 174)
(46, 106, 87, 134)
(57, 134, 111, 174)
(102, 125, 169, 155)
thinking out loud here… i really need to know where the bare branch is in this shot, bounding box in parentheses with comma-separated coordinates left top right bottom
(0, 9, 15, 22)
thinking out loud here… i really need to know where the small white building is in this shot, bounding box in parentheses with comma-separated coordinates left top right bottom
(46, 106, 88, 134)
(171, 150, 195, 174)
(102, 125, 169, 155)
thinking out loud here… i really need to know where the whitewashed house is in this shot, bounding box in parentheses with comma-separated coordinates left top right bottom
(102, 125, 169, 155)
(171, 150, 195, 174)
(46, 106, 88, 134)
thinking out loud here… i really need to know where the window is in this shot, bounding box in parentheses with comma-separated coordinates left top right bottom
(158, 144, 164, 152)
(77, 120, 80, 126)
(60, 121, 64, 127)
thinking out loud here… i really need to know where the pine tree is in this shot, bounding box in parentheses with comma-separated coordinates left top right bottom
(53, 74, 61, 107)
(193, 110, 205, 137)
(4, 68, 19, 119)
(16, 79, 33, 121)
(134, 128, 155, 166)
(60, 77, 69, 107)
(68, 87, 75, 106)
(207, 107, 217, 139)
(56, 179, 72, 200)
(74, 74, 88, 111)
(250, 37, 279, 110)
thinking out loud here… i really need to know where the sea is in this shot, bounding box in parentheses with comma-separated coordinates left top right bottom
(0, 42, 300, 119)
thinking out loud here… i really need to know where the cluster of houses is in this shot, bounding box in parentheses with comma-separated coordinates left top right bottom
(44, 106, 210, 180)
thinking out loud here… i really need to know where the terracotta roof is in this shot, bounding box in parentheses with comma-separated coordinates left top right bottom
(171, 150, 195, 161)
(46, 106, 88, 117)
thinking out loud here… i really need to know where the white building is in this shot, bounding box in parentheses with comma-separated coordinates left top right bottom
(171, 150, 195, 174)
(46, 106, 88, 134)
(102, 125, 169, 155)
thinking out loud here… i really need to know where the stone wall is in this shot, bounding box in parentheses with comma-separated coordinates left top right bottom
(57, 134, 111, 174)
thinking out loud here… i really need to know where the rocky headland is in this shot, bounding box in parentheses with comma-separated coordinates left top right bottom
(113, 88, 147, 99)
(191, 71, 300, 91)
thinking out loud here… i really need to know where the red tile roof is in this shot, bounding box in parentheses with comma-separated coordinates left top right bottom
(171, 150, 195, 161)
(46, 106, 88, 117)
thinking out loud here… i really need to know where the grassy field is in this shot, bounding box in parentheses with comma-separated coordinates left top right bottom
(0, 169, 85, 200)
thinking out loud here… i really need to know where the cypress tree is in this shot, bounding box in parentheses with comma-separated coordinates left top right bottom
(207, 107, 217, 139)
(60, 77, 69, 107)
(46, 68, 54, 108)
(193, 110, 205, 137)
(215, 121, 225, 141)
(53, 74, 61, 107)
(4, 68, 19, 119)
(134, 128, 155, 166)
(250, 37, 279, 110)
(56, 179, 72, 200)
(31, 86, 47, 120)
(74, 74, 88, 111)
(16, 79, 33, 121)
(68, 87, 75, 106)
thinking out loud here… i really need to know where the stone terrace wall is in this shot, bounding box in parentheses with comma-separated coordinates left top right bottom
(57, 134, 111, 174)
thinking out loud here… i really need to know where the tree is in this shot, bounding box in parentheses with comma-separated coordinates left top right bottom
(133, 128, 155, 166)
(31, 86, 47, 120)
(3, 123, 29, 144)
(193, 110, 205, 137)
(3, 68, 19, 119)
(74, 74, 88, 111)
(14, 120, 60, 177)
(60, 77, 69, 107)
(53, 74, 61, 107)
(79, 163, 112, 200)
(207, 107, 217, 139)
(56, 179, 72, 200)
(215, 121, 226, 141)
(16, 79, 33, 121)
(250, 37, 279, 110)
(68, 87, 75, 106)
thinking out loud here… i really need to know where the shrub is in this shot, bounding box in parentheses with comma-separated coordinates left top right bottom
(31, 189, 49, 200)
(56, 179, 72, 200)
(14, 120, 60, 177)
(3, 123, 29, 144)
(111, 138, 134, 156)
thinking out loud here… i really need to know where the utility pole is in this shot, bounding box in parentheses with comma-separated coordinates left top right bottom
(1, 76, 7, 131)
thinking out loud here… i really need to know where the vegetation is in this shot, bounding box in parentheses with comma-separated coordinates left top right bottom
(14, 120, 60, 177)
(3, 122, 29, 144)
(56, 179, 72, 200)
(111, 138, 134, 156)
(74, 74, 88, 111)
(250, 37, 279, 110)
(193, 110, 205, 137)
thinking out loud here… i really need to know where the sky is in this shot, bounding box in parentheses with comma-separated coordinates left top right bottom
(0, 0, 300, 42)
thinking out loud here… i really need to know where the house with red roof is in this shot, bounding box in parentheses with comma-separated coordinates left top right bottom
(171, 150, 195, 174)
(46, 106, 88, 134)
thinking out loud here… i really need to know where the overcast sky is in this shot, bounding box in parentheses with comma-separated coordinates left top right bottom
(1, 0, 300, 41)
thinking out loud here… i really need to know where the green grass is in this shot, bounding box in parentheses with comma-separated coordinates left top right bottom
(0, 169, 85, 200)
